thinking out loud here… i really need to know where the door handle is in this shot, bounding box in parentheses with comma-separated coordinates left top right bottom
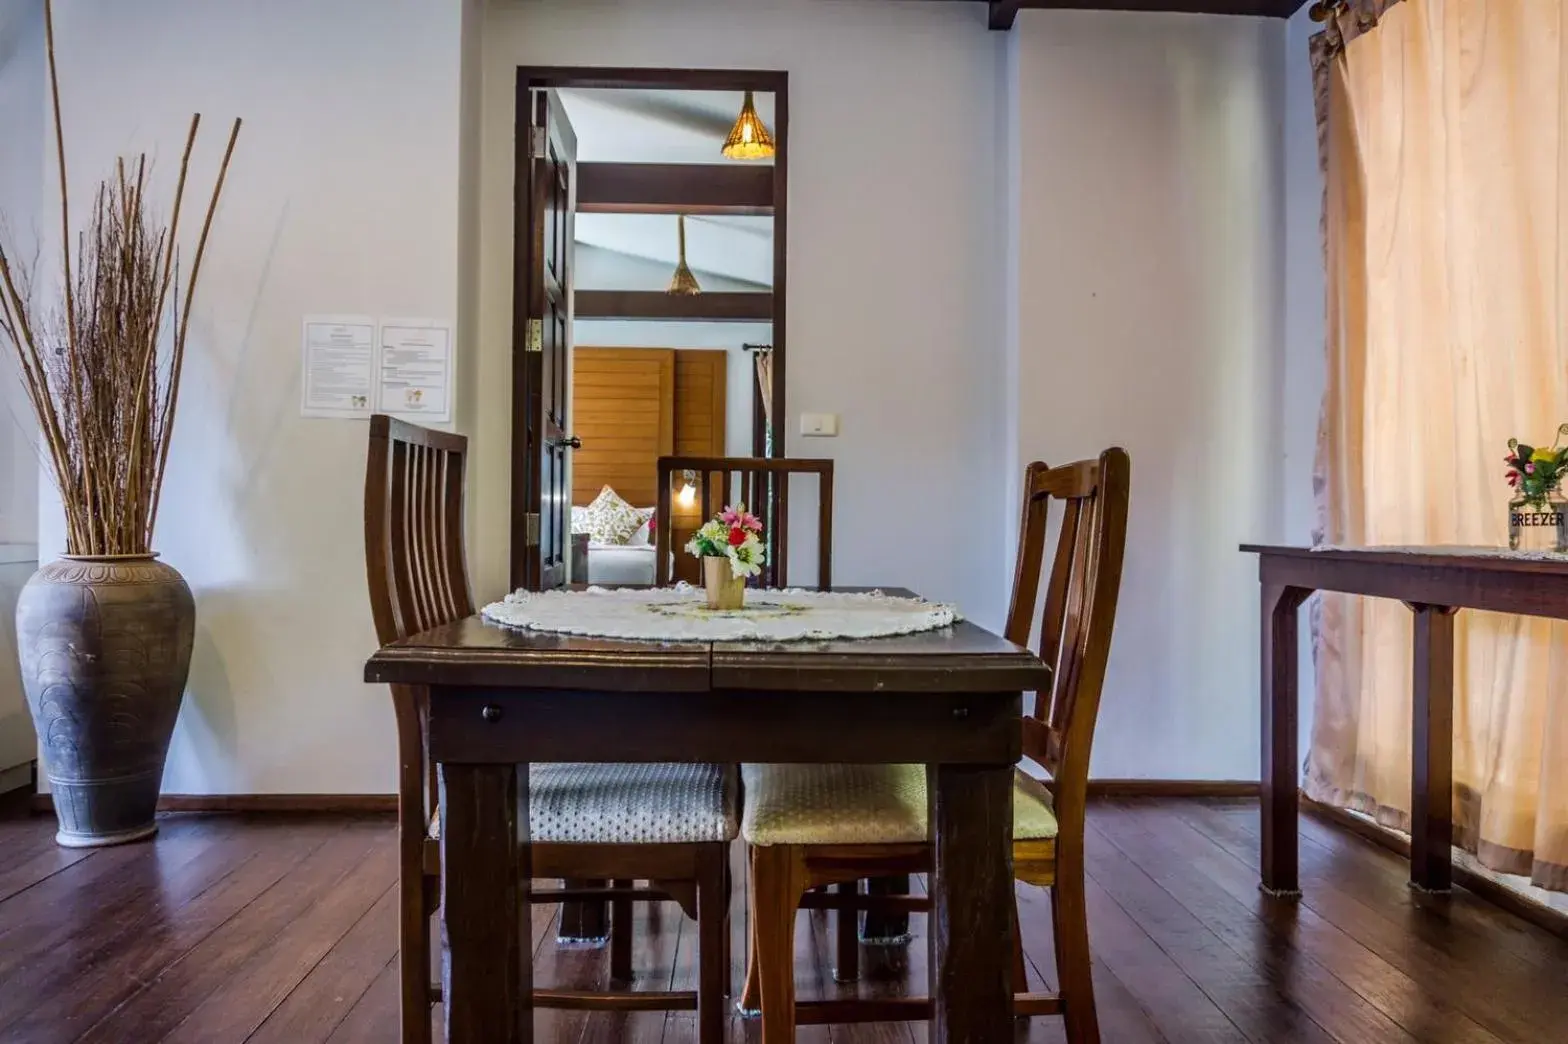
(560, 435, 582, 450)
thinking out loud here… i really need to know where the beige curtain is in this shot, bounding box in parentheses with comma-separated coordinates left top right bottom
(754, 349, 774, 428)
(1310, 0, 1568, 890)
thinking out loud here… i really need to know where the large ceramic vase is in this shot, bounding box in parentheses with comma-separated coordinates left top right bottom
(16, 555, 195, 847)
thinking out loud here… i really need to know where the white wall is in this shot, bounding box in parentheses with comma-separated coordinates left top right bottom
(0, 0, 42, 547)
(474, 0, 1011, 623)
(9, 0, 1321, 792)
(1008, 9, 1287, 780)
(39, 0, 464, 794)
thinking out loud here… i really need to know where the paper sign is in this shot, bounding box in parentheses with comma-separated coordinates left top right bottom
(377, 319, 453, 423)
(301, 315, 375, 417)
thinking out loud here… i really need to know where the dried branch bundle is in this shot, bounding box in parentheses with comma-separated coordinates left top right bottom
(0, 0, 240, 556)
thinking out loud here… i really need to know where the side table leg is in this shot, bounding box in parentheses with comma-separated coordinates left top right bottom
(1410, 604, 1457, 893)
(1261, 583, 1309, 897)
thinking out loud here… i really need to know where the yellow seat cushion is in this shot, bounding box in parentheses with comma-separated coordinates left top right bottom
(740, 763, 1057, 846)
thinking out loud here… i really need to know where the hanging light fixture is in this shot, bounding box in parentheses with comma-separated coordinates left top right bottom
(722, 90, 775, 160)
(677, 469, 698, 508)
(668, 214, 702, 296)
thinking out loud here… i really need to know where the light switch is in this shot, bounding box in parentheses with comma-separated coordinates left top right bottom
(800, 413, 839, 437)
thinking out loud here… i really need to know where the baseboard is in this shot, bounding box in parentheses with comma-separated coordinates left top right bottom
(30, 793, 397, 815)
(1302, 797, 1568, 943)
(0, 762, 34, 797)
(24, 782, 1257, 815)
(1086, 779, 1259, 798)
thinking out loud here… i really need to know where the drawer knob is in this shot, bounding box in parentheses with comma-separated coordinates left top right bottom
(952, 706, 969, 720)
(481, 704, 503, 723)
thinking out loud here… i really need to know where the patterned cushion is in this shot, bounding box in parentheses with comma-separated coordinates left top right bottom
(740, 764, 1057, 846)
(579, 486, 651, 545)
(429, 762, 738, 844)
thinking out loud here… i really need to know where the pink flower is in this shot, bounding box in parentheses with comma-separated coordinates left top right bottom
(1527, 462, 1537, 474)
(719, 504, 763, 533)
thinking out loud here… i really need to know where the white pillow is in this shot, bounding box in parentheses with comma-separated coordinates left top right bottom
(580, 486, 647, 545)
(570, 505, 590, 536)
(628, 508, 656, 546)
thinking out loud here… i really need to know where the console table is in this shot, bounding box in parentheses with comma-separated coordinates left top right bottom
(1242, 545, 1568, 895)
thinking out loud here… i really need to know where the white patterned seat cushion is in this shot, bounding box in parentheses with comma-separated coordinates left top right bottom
(430, 762, 738, 844)
(741, 763, 1057, 846)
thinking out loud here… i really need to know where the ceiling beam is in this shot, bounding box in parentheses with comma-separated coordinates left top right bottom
(576, 163, 774, 216)
(575, 290, 773, 323)
(960, 0, 1307, 23)
(989, 1, 1021, 29)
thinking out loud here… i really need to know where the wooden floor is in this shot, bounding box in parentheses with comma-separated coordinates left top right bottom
(1, 797, 1565, 1043)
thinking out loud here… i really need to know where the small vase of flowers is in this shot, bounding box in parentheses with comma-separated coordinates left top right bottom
(685, 504, 766, 610)
(1505, 425, 1568, 552)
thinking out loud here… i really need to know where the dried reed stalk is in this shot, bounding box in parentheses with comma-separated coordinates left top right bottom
(0, 0, 240, 557)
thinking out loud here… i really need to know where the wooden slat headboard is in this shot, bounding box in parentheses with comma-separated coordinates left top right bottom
(570, 348, 673, 508)
(570, 347, 729, 511)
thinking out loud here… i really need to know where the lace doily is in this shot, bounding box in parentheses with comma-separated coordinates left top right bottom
(480, 585, 961, 642)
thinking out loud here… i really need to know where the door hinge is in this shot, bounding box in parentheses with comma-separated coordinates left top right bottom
(526, 319, 542, 353)
(525, 512, 540, 548)
(531, 126, 547, 160)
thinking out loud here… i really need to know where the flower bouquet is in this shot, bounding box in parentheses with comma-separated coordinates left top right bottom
(685, 504, 766, 609)
(1505, 425, 1568, 552)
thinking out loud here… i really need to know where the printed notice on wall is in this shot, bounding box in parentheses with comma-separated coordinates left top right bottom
(300, 315, 376, 417)
(377, 319, 453, 423)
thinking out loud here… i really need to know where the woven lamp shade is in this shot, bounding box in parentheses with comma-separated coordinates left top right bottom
(668, 214, 702, 296)
(721, 90, 775, 160)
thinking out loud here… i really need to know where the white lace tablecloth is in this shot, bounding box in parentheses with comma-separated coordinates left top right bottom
(480, 586, 961, 642)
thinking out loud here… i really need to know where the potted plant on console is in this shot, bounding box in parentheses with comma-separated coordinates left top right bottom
(0, 2, 240, 846)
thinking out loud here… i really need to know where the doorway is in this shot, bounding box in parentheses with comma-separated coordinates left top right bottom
(509, 68, 789, 592)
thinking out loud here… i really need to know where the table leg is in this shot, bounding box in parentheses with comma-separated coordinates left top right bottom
(861, 876, 912, 944)
(1410, 604, 1456, 893)
(441, 762, 532, 1044)
(1261, 582, 1309, 896)
(558, 883, 610, 943)
(928, 763, 1013, 1042)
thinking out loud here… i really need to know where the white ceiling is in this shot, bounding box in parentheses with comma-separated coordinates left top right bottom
(556, 88, 776, 166)
(556, 88, 777, 287)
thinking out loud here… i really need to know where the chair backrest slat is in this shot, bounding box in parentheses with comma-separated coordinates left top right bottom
(655, 455, 834, 590)
(366, 415, 475, 646)
(1006, 449, 1130, 820)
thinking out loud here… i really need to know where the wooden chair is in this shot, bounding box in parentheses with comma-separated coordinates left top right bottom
(654, 455, 833, 589)
(737, 448, 1131, 1043)
(364, 415, 735, 1044)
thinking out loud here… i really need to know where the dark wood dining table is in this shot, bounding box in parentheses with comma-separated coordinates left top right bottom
(363, 588, 1047, 1044)
(1244, 544, 1568, 897)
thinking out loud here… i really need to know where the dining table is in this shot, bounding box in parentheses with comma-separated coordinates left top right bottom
(363, 586, 1047, 1044)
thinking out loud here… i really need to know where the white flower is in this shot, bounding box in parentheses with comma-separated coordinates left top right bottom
(727, 533, 766, 578)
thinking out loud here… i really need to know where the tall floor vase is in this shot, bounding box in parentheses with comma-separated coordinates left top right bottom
(16, 555, 195, 847)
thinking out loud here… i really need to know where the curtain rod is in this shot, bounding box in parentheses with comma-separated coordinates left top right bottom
(743, 343, 773, 353)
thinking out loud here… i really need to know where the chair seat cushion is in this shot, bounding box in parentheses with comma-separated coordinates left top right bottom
(428, 762, 738, 844)
(740, 763, 1057, 846)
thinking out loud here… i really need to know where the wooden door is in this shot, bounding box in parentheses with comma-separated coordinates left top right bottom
(512, 89, 577, 590)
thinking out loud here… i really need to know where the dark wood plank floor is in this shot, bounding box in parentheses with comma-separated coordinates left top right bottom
(1, 797, 1564, 1043)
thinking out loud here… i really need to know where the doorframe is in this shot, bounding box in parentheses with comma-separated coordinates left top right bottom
(508, 66, 790, 590)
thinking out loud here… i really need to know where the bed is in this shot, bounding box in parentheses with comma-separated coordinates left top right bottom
(584, 542, 659, 586)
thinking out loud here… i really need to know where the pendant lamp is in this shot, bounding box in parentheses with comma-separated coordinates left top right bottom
(668, 214, 702, 296)
(721, 90, 775, 160)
